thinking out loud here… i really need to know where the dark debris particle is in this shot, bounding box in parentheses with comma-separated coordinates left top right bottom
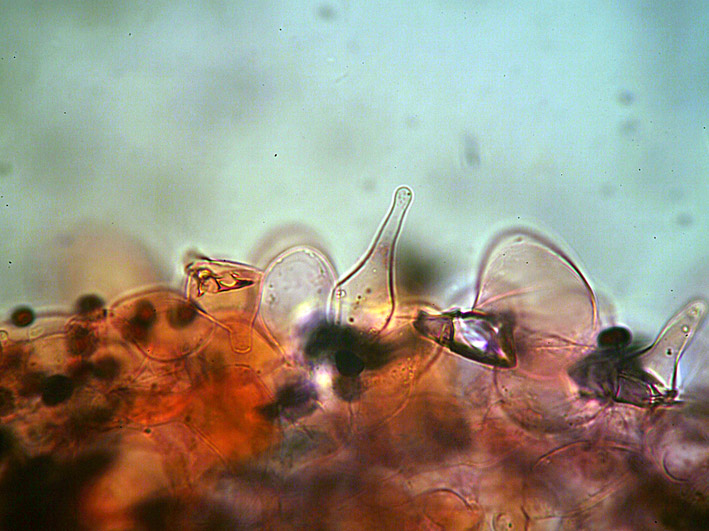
(10, 306, 34, 327)
(41, 374, 74, 406)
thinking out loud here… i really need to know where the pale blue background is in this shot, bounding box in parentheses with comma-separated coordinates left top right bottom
(1, 2, 707, 360)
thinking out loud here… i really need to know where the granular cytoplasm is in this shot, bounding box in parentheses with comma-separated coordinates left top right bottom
(0, 186, 708, 530)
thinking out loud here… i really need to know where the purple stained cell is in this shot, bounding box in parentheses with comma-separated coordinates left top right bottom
(0, 187, 708, 529)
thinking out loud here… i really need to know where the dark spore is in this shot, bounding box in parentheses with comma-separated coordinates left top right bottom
(10, 306, 34, 328)
(127, 299, 157, 341)
(166, 300, 197, 329)
(335, 349, 365, 376)
(597, 325, 633, 350)
(133, 299, 157, 326)
(74, 293, 105, 315)
(41, 374, 74, 406)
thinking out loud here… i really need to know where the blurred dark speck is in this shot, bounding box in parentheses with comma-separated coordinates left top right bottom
(0, 161, 12, 177)
(316, 4, 337, 21)
(460, 133, 481, 168)
(619, 118, 640, 136)
(600, 182, 616, 198)
(676, 212, 694, 227)
(405, 115, 420, 129)
(617, 89, 634, 106)
(361, 179, 376, 193)
(398, 246, 444, 296)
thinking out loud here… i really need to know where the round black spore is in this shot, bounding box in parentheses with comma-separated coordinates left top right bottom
(334, 349, 365, 376)
(10, 306, 34, 328)
(41, 374, 74, 406)
(75, 293, 105, 315)
(597, 325, 632, 350)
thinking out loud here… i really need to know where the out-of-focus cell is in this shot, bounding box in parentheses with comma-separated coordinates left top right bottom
(184, 257, 262, 353)
(260, 246, 336, 352)
(109, 288, 215, 362)
(329, 185, 413, 334)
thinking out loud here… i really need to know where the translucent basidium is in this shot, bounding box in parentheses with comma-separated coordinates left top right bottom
(0, 186, 707, 530)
